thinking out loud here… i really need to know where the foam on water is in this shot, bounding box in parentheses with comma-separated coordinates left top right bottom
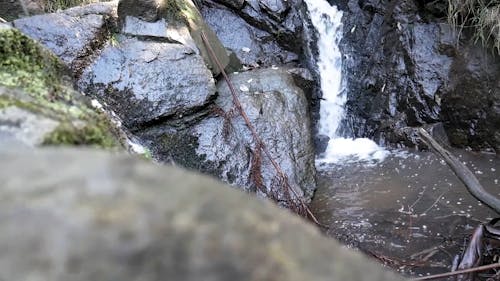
(304, 0, 388, 164)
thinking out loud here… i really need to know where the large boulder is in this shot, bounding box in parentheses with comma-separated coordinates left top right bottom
(0, 24, 121, 148)
(0, 147, 406, 281)
(137, 67, 316, 201)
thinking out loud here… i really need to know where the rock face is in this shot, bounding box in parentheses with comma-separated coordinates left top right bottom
(337, 0, 500, 152)
(0, 147, 406, 281)
(10, 1, 317, 200)
(201, 3, 298, 67)
(138, 67, 316, 200)
(0, 24, 120, 148)
(441, 43, 500, 152)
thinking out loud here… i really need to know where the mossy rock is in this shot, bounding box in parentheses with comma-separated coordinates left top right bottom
(0, 25, 121, 148)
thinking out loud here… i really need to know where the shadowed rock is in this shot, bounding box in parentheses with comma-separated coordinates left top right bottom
(138, 67, 317, 201)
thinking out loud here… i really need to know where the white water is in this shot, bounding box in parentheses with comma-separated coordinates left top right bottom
(305, 0, 389, 164)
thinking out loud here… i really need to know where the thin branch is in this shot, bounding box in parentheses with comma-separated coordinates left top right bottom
(413, 262, 500, 280)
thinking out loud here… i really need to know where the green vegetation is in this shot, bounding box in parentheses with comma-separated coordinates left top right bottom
(0, 28, 120, 148)
(448, 0, 500, 53)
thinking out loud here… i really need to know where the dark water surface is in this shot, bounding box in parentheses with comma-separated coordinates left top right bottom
(311, 149, 500, 278)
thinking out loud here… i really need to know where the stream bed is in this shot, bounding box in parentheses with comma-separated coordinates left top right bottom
(311, 149, 500, 278)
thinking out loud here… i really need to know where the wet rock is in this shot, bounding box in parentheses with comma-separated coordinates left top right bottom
(202, 0, 305, 54)
(338, 0, 455, 146)
(78, 35, 216, 129)
(201, 3, 298, 66)
(0, 102, 59, 146)
(0, 147, 406, 281)
(0, 25, 121, 148)
(441, 43, 500, 152)
(138, 68, 316, 201)
(338, 0, 499, 152)
(12, 2, 117, 75)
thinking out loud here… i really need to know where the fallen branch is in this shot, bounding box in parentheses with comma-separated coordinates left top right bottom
(200, 31, 320, 225)
(0, 17, 7, 23)
(413, 262, 500, 280)
(418, 128, 500, 214)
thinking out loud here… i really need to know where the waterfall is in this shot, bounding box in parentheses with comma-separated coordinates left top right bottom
(305, 0, 388, 164)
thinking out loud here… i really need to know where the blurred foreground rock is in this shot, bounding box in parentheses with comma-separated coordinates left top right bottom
(0, 148, 405, 281)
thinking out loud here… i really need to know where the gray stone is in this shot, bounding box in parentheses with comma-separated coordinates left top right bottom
(139, 68, 316, 201)
(202, 0, 306, 54)
(122, 16, 169, 38)
(78, 36, 216, 129)
(442, 42, 500, 152)
(201, 4, 298, 66)
(259, 0, 290, 22)
(338, 0, 499, 152)
(118, 0, 230, 75)
(0, 147, 406, 281)
(12, 10, 112, 73)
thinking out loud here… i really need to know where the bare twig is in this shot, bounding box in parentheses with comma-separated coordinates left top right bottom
(200, 31, 320, 225)
(413, 262, 500, 280)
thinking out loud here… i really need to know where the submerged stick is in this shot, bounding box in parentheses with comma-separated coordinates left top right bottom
(199, 31, 320, 225)
(418, 128, 500, 214)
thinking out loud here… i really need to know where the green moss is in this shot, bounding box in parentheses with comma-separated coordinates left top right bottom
(0, 28, 68, 99)
(0, 29, 121, 149)
(42, 120, 117, 148)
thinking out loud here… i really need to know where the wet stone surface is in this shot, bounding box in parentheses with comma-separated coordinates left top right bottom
(311, 149, 500, 278)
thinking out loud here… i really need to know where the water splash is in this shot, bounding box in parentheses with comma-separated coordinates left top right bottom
(305, 0, 389, 164)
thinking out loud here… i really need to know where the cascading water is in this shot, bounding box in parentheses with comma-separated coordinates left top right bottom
(305, 0, 389, 164)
